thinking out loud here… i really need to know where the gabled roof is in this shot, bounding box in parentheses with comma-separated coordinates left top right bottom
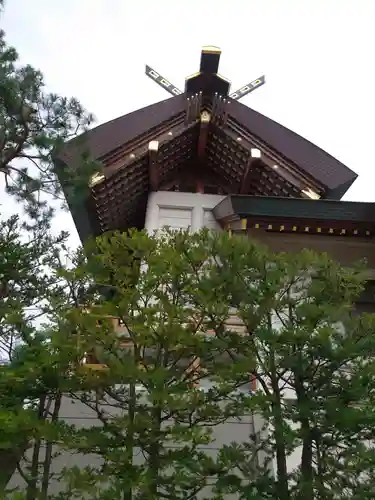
(58, 84, 359, 242)
(60, 95, 357, 198)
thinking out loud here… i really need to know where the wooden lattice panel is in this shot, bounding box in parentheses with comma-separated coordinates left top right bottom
(157, 127, 199, 186)
(205, 126, 248, 189)
(248, 163, 302, 198)
(92, 157, 149, 232)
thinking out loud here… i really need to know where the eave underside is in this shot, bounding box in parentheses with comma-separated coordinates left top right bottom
(89, 116, 329, 236)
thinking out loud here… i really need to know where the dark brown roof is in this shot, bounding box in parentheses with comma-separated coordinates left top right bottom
(60, 95, 186, 165)
(229, 99, 357, 198)
(61, 95, 357, 199)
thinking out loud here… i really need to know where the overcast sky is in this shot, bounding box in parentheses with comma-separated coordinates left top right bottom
(1, 0, 374, 248)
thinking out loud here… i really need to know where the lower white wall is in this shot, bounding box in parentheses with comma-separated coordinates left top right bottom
(145, 191, 224, 233)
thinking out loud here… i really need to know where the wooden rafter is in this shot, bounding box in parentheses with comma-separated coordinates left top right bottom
(101, 113, 185, 166)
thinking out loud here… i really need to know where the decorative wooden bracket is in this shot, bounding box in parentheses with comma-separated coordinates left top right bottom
(185, 92, 202, 126)
(197, 111, 211, 159)
(212, 95, 229, 125)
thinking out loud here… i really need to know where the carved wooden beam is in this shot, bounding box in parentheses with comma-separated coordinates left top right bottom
(239, 159, 252, 194)
(148, 140, 159, 191)
(185, 92, 202, 126)
(212, 95, 229, 125)
(197, 111, 211, 160)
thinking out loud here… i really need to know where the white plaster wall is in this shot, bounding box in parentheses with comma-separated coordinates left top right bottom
(145, 191, 224, 234)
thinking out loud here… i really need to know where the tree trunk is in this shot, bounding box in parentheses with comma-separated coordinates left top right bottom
(40, 393, 62, 500)
(26, 440, 42, 500)
(299, 422, 313, 500)
(272, 394, 290, 499)
(295, 374, 313, 500)
(122, 382, 135, 500)
(269, 350, 290, 500)
(143, 407, 162, 499)
(26, 396, 46, 500)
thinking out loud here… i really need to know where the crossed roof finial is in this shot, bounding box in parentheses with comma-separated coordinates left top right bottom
(145, 46, 265, 100)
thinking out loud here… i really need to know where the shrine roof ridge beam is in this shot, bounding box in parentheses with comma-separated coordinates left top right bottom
(200, 46, 221, 73)
(146, 47, 265, 101)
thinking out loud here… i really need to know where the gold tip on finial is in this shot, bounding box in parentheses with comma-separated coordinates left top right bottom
(202, 45, 221, 54)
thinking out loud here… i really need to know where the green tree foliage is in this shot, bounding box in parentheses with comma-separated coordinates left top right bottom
(208, 236, 375, 500)
(0, 9, 98, 221)
(47, 229, 255, 500)
(0, 212, 70, 494)
(0, 209, 103, 500)
(2, 228, 375, 499)
(0, 4, 101, 495)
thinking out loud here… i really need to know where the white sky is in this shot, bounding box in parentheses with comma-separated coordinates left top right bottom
(2, 0, 375, 248)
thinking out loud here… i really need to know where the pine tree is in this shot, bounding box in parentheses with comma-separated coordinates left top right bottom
(0, 6, 98, 222)
(3, 226, 375, 499)
(0, 3, 100, 495)
(209, 237, 375, 499)
(49, 229, 255, 500)
(0, 212, 71, 494)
